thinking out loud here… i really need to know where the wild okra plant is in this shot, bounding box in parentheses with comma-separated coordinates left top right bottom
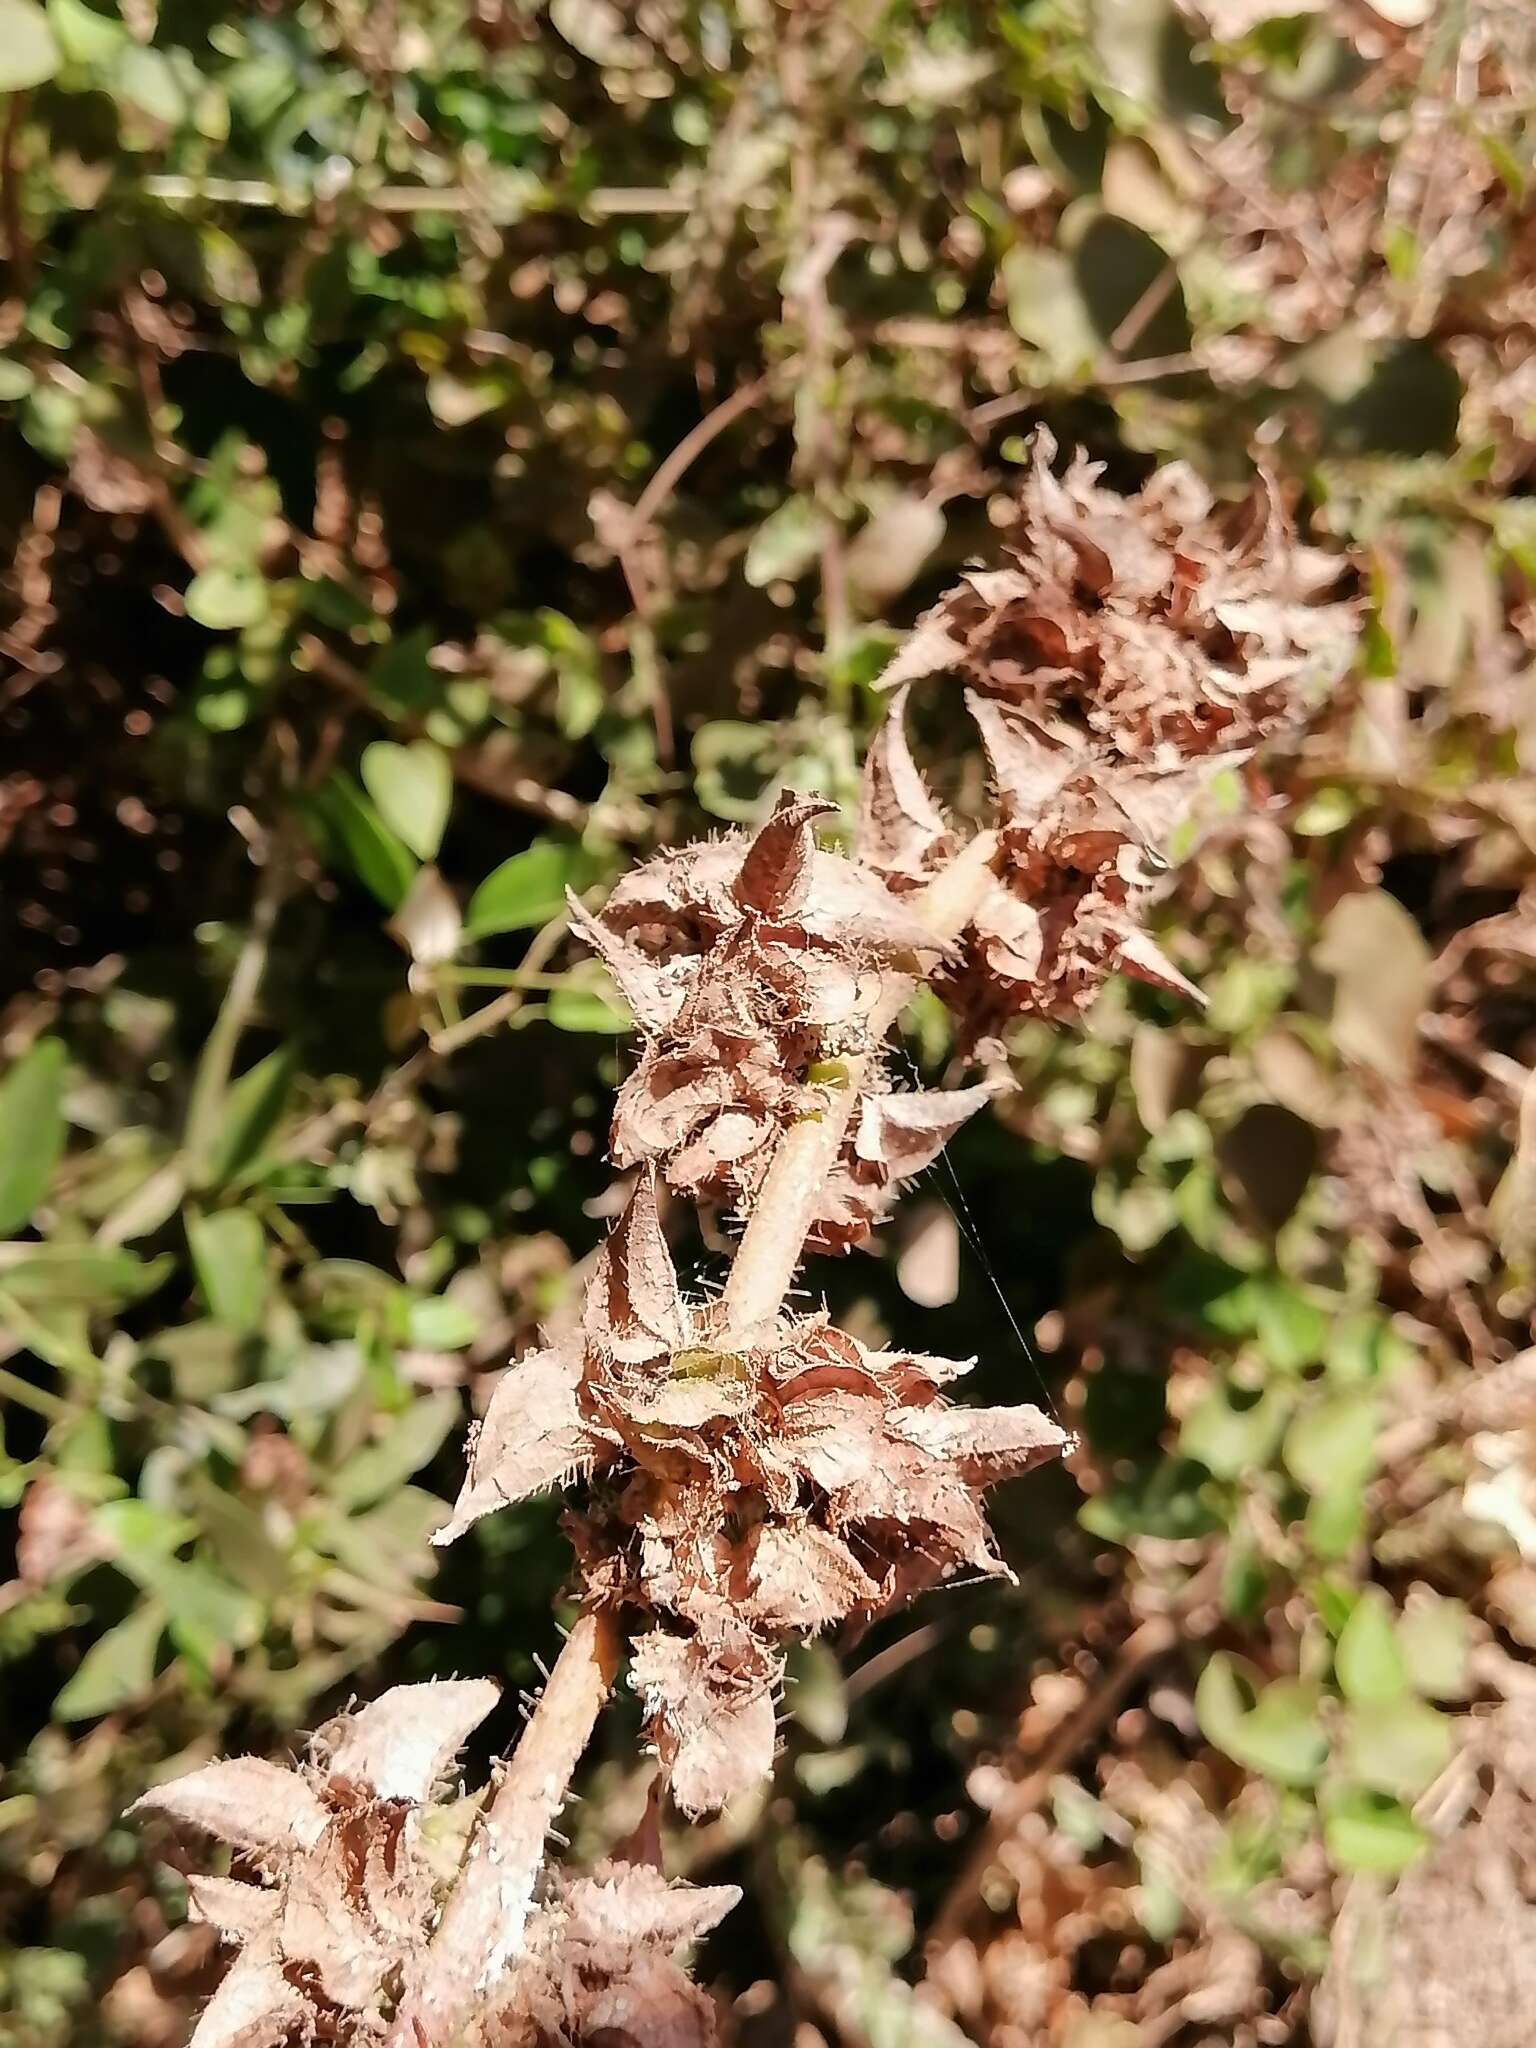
(132, 441, 1352, 2048)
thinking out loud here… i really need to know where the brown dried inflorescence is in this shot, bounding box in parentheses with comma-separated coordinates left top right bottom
(864, 432, 1354, 1038)
(571, 791, 995, 1251)
(131, 1681, 500, 2048)
(498, 1859, 739, 2048)
(436, 1170, 1064, 1816)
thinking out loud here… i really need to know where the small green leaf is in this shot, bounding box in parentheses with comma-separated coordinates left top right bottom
(54, 1601, 164, 1722)
(0, 1246, 170, 1307)
(47, 0, 126, 66)
(1335, 1587, 1408, 1705)
(1342, 1695, 1453, 1802)
(310, 775, 418, 910)
(403, 1297, 479, 1350)
(465, 839, 581, 936)
(1286, 1389, 1379, 1497)
(744, 495, 830, 587)
(184, 566, 268, 630)
(202, 1043, 299, 1189)
(1398, 1590, 1472, 1702)
(187, 1210, 268, 1334)
(156, 1559, 262, 1669)
(361, 740, 452, 863)
(1179, 1381, 1289, 1481)
(1323, 1785, 1427, 1875)
(1196, 1653, 1327, 1787)
(331, 1390, 459, 1509)
(547, 978, 631, 1033)
(111, 41, 186, 124)
(0, 1037, 67, 1235)
(0, 0, 60, 91)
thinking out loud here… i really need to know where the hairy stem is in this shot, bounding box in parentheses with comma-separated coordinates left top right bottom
(386, 1609, 618, 2048)
(720, 830, 999, 1336)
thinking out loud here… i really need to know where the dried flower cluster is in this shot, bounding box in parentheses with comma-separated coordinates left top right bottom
(131, 1681, 499, 2048)
(133, 1679, 735, 2048)
(867, 432, 1354, 1039)
(439, 1168, 1063, 1815)
(130, 437, 1342, 2048)
(571, 795, 992, 1250)
(501, 1858, 739, 2048)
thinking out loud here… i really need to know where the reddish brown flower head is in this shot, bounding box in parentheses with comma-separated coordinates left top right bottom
(571, 791, 995, 1251)
(863, 433, 1355, 1036)
(437, 1173, 1065, 1816)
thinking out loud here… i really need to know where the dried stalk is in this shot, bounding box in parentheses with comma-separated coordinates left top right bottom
(720, 830, 999, 1335)
(384, 1609, 618, 2048)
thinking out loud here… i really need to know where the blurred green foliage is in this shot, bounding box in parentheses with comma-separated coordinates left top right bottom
(2, 0, 1534, 2041)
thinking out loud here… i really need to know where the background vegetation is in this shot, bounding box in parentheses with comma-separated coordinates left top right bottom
(2, 1, 1534, 2042)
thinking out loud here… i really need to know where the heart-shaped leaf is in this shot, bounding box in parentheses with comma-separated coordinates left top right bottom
(361, 740, 452, 863)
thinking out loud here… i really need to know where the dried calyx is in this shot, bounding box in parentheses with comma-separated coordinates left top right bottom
(438, 1168, 1064, 1816)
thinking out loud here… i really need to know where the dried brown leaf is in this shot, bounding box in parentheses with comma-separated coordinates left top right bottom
(132, 1759, 328, 1870)
(316, 1677, 500, 1802)
(435, 1344, 593, 1545)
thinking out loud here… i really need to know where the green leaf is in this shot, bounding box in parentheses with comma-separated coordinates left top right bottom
(47, 0, 126, 66)
(187, 1209, 268, 1334)
(403, 1297, 479, 1350)
(53, 1601, 164, 1721)
(744, 495, 829, 587)
(361, 740, 452, 863)
(203, 1043, 299, 1189)
(0, 1246, 170, 1307)
(1322, 1786, 1427, 1876)
(310, 775, 418, 910)
(1342, 1695, 1453, 1802)
(547, 977, 631, 1033)
(330, 1390, 458, 1509)
(1335, 1588, 1408, 1705)
(1315, 890, 1431, 1084)
(156, 1559, 262, 1669)
(1179, 1381, 1289, 1481)
(465, 839, 582, 936)
(0, 0, 60, 90)
(1002, 245, 1098, 379)
(111, 41, 186, 124)
(1196, 1654, 1328, 1787)
(1285, 1389, 1379, 1497)
(184, 566, 269, 630)
(1398, 1590, 1472, 1702)
(0, 1037, 67, 1235)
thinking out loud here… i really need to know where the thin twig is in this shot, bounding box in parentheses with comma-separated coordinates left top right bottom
(1, 93, 31, 296)
(719, 833, 999, 1336)
(925, 1613, 1179, 1958)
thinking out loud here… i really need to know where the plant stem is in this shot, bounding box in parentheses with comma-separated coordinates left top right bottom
(719, 830, 999, 1337)
(385, 1608, 618, 2048)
